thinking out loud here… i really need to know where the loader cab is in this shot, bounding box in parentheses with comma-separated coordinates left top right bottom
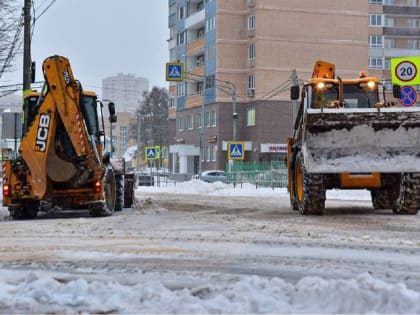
(23, 91, 41, 134)
(307, 78, 380, 109)
(80, 91, 103, 142)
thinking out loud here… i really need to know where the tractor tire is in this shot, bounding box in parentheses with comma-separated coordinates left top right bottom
(123, 173, 135, 208)
(288, 148, 299, 211)
(393, 173, 420, 215)
(9, 201, 39, 220)
(371, 187, 399, 210)
(89, 166, 116, 217)
(294, 151, 325, 215)
(114, 174, 124, 211)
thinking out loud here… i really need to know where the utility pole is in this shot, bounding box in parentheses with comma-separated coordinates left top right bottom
(199, 76, 206, 178)
(291, 69, 298, 123)
(231, 85, 237, 141)
(23, 0, 32, 92)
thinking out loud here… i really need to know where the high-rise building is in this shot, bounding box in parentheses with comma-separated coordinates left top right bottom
(168, 0, 369, 175)
(102, 73, 149, 113)
(368, 0, 420, 93)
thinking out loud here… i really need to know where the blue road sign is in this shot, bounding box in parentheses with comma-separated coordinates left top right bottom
(145, 146, 157, 160)
(399, 86, 417, 107)
(228, 141, 245, 160)
(166, 62, 184, 81)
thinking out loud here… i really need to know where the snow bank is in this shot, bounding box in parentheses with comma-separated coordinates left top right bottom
(0, 270, 418, 314)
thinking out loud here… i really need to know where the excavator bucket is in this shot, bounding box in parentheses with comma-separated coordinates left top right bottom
(303, 107, 420, 173)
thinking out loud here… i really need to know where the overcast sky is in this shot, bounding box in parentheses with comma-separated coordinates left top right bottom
(2, 0, 169, 95)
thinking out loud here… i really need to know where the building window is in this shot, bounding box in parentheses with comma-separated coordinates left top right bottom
(177, 31, 186, 45)
(369, 35, 383, 47)
(385, 17, 395, 27)
(369, 14, 383, 26)
(178, 6, 185, 19)
(248, 74, 255, 96)
(408, 19, 420, 28)
(210, 110, 216, 127)
(369, 57, 384, 69)
(384, 38, 396, 49)
(196, 55, 205, 67)
(248, 43, 255, 61)
(369, 0, 383, 4)
(119, 126, 128, 156)
(206, 111, 211, 127)
(186, 115, 193, 130)
(196, 81, 203, 95)
(206, 146, 211, 162)
(408, 39, 420, 49)
(197, 27, 205, 39)
(209, 144, 216, 162)
(177, 117, 183, 131)
(247, 107, 255, 127)
(248, 15, 255, 30)
(177, 82, 185, 96)
(169, 97, 176, 109)
(205, 74, 215, 88)
(384, 59, 391, 70)
(206, 16, 215, 32)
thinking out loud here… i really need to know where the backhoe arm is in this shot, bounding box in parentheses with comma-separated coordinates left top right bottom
(19, 55, 104, 198)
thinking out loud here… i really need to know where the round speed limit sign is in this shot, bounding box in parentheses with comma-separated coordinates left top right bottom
(395, 61, 417, 82)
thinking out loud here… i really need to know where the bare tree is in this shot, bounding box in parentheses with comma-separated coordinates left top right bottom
(0, 0, 23, 82)
(129, 87, 169, 162)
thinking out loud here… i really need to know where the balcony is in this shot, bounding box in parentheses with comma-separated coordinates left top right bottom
(382, 47, 420, 57)
(383, 5, 420, 15)
(168, 38, 177, 50)
(383, 27, 420, 37)
(185, 94, 203, 108)
(185, 9, 205, 29)
(186, 37, 205, 55)
(188, 65, 205, 78)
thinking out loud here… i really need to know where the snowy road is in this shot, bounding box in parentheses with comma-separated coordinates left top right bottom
(0, 182, 420, 313)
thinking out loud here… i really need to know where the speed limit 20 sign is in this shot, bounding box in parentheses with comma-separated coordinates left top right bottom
(391, 56, 420, 86)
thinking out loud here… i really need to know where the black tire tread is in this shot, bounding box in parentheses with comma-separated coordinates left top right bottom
(394, 173, 420, 215)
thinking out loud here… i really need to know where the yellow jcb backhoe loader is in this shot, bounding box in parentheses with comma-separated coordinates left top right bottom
(2, 55, 134, 219)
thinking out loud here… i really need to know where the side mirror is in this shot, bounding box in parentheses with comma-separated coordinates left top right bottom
(392, 85, 401, 99)
(108, 102, 117, 123)
(290, 85, 300, 100)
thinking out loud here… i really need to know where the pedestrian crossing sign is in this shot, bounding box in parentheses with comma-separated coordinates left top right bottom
(228, 141, 245, 160)
(166, 62, 184, 81)
(145, 146, 160, 160)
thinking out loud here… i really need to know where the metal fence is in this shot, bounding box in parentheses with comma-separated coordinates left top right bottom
(226, 161, 288, 188)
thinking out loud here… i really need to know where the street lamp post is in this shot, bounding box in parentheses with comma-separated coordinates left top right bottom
(199, 76, 206, 179)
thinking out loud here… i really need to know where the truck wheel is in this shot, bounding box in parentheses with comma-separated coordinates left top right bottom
(90, 166, 116, 217)
(371, 188, 398, 209)
(114, 174, 124, 211)
(295, 152, 325, 215)
(9, 201, 39, 220)
(123, 173, 135, 208)
(393, 173, 420, 215)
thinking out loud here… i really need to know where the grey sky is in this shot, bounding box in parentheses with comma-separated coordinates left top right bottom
(2, 0, 169, 96)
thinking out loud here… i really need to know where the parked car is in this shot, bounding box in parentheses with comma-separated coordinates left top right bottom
(136, 171, 154, 186)
(199, 170, 227, 183)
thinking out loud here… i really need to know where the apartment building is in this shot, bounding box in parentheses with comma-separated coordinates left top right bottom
(368, 0, 420, 94)
(168, 0, 368, 175)
(102, 73, 149, 113)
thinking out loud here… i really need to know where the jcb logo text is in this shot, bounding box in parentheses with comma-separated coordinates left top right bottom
(35, 114, 50, 152)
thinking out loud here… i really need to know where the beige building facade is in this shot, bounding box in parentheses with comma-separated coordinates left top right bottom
(168, 0, 375, 175)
